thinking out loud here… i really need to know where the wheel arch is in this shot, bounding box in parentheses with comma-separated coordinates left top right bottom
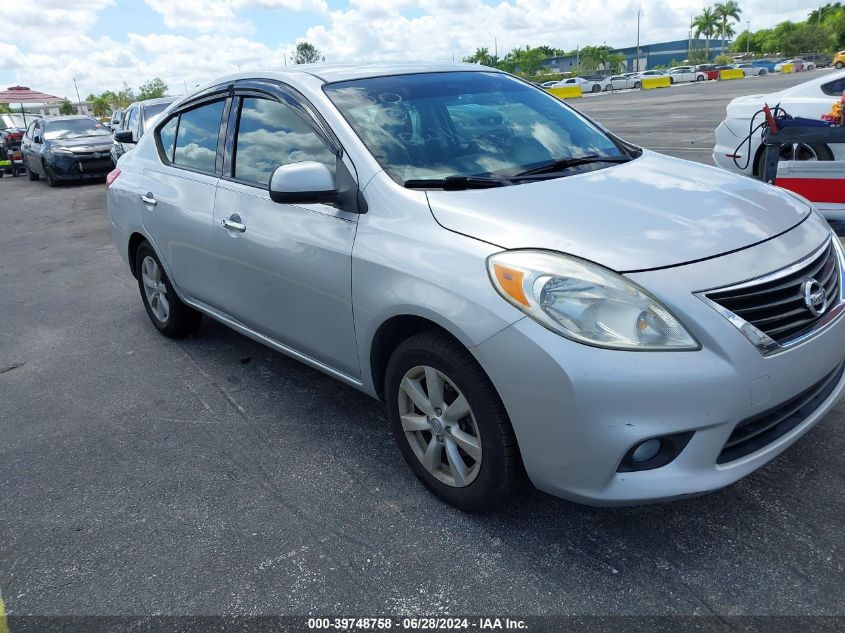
(127, 231, 147, 278)
(369, 314, 470, 402)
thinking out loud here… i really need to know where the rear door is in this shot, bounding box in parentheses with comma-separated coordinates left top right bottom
(139, 94, 229, 306)
(210, 85, 360, 377)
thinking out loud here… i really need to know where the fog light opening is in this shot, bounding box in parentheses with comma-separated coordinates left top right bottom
(617, 431, 695, 473)
(631, 438, 661, 463)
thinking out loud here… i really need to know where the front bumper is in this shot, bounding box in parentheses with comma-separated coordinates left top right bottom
(473, 223, 845, 505)
(46, 152, 114, 180)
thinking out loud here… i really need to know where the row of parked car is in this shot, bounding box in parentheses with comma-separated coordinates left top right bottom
(542, 54, 843, 94)
(0, 96, 175, 185)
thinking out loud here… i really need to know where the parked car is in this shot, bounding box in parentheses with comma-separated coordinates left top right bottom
(800, 53, 833, 68)
(634, 69, 666, 79)
(666, 66, 707, 83)
(605, 74, 639, 90)
(695, 64, 720, 80)
(0, 113, 35, 177)
(775, 59, 807, 72)
(713, 70, 845, 226)
(751, 59, 778, 73)
(539, 81, 558, 88)
(552, 76, 609, 93)
(108, 109, 124, 131)
(107, 63, 845, 511)
(731, 62, 768, 76)
(21, 115, 114, 186)
(111, 97, 175, 163)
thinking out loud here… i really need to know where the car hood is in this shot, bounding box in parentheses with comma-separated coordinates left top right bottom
(47, 136, 113, 152)
(425, 151, 811, 272)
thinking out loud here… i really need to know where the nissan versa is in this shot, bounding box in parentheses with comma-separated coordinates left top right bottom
(106, 63, 845, 511)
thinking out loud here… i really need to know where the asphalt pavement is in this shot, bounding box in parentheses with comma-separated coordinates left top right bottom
(1, 71, 843, 622)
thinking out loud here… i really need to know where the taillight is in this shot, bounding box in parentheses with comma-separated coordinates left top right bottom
(106, 168, 121, 189)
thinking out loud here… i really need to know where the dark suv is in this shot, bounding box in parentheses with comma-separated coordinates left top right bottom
(799, 53, 833, 68)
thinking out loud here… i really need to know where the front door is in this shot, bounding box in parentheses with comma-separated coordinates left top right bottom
(211, 94, 360, 378)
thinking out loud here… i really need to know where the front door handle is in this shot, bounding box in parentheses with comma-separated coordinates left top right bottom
(221, 214, 246, 233)
(140, 193, 157, 206)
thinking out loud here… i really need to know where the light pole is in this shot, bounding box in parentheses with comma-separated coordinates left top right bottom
(746, 21, 750, 55)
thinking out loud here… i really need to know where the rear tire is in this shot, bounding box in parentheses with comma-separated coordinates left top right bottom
(759, 69, 767, 75)
(836, 62, 844, 70)
(591, 84, 600, 93)
(696, 74, 705, 81)
(384, 331, 522, 512)
(634, 81, 641, 89)
(134, 241, 202, 338)
(755, 142, 834, 176)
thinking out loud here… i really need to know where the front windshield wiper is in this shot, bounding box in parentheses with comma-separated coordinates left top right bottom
(512, 154, 632, 179)
(404, 175, 508, 190)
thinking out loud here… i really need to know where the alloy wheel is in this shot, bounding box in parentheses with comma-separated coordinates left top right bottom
(398, 365, 482, 487)
(141, 256, 170, 323)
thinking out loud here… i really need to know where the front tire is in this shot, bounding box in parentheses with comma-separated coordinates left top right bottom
(591, 84, 600, 93)
(43, 161, 56, 187)
(384, 331, 521, 512)
(634, 81, 641, 89)
(134, 241, 202, 338)
(836, 62, 844, 70)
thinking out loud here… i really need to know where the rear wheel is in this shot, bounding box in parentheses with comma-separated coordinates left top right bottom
(384, 331, 521, 512)
(591, 84, 600, 93)
(759, 69, 767, 75)
(755, 142, 834, 175)
(634, 81, 641, 89)
(836, 62, 844, 70)
(134, 241, 202, 338)
(696, 74, 705, 81)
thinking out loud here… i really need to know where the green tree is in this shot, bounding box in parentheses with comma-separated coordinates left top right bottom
(714, 1, 742, 55)
(91, 95, 111, 117)
(463, 47, 499, 67)
(0, 103, 11, 114)
(293, 41, 322, 64)
(58, 99, 75, 115)
(693, 8, 719, 57)
(137, 78, 167, 100)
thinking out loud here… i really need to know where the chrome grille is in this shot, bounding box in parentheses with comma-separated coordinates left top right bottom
(706, 240, 842, 345)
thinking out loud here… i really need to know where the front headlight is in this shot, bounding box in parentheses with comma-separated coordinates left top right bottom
(487, 250, 699, 351)
(47, 147, 74, 155)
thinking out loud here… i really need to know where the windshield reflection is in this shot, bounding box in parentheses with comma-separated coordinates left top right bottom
(324, 72, 623, 183)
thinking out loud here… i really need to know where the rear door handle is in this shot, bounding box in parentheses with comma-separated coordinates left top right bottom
(140, 193, 157, 206)
(221, 214, 246, 233)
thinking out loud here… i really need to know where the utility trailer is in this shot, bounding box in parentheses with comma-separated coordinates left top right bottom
(758, 117, 845, 238)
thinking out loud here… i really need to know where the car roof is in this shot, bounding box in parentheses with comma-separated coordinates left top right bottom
(43, 115, 100, 123)
(188, 61, 500, 93)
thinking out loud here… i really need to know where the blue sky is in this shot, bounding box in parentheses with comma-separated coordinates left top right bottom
(0, 0, 810, 101)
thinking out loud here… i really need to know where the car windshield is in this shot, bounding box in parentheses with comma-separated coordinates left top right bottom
(44, 118, 111, 140)
(324, 71, 624, 183)
(0, 113, 28, 129)
(143, 101, 173, 129)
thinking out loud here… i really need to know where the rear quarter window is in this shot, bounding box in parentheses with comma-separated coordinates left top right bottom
(821, 77, 845, 96)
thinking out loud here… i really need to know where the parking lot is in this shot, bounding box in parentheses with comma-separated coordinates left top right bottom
(1, 70, 844, 622)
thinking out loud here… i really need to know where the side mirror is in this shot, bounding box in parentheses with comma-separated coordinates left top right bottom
(269, 161, 338, 204)
(114, 130, 134, 144)
(33, 135, 42, 144)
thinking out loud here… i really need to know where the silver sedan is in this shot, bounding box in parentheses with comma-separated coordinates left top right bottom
(106, 63, 845, 511)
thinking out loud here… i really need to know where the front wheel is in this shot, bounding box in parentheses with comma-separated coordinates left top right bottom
(696, 74, 705, 81)
(42, 161, 56, 187)
(591, 84, 600, 93)
(634, 81, 641, 89)
(135, 241, 202, 338)
(384, 332, 521, 512)
(836, 62, 844, 69)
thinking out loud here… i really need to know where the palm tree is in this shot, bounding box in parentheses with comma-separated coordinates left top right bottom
(714, 1, 742, 56)
(693, 8, 719, 57)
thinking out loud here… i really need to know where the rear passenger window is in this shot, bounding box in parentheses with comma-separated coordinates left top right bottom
(173, 100, 225, 173)
(159, 116, 178, 162)
(821, 77, 845, 96)
(233, 97, 336, 186)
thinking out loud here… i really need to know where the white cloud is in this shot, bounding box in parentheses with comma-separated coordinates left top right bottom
(0, 0, 821, 102)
